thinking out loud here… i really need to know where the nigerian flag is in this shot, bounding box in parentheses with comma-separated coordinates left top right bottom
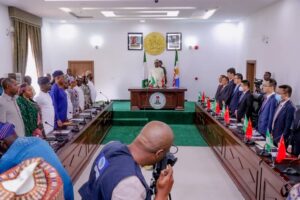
(243, 115, 248, 133)
(149, 75, 156, 87)
(265, 129, 273, 152)
(142, 52, 148, 88)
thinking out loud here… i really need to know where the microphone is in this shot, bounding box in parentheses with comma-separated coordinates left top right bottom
(99, 91, 110, 104)
(45, 121, 54, 128)
(282, 158, 300, 175)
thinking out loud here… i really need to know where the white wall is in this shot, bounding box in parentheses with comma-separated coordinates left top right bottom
(42, 21, 241, 101)
(238, 0, 300, 104)
(0, 4, 13, 77)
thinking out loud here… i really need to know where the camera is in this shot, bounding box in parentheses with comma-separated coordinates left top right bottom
(154, 0, 159, 3)
(150, 152, 177, 196)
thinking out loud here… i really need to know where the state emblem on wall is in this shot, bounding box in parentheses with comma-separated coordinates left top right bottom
(144, 32, 166, 55)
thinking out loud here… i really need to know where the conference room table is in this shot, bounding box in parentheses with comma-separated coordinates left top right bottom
(195, 102, 300, 200)
(46, 102, 113, 182)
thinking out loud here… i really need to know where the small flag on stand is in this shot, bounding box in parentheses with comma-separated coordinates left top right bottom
(275, 135, 286, 163)
(224, 106, 230, 125)
(211, 99, 216, 111)
(215, 102, 220, 115)
(221, 103, 226, 117)
(265, 129, 273, 153)
(245, 119, 253, 140)
(202, 91, 205, 103)
(243, 115, 248, 133)
(207, 98, 211, 110)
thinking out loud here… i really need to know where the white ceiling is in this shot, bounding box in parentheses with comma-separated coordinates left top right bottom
(0, 0, 280, 22)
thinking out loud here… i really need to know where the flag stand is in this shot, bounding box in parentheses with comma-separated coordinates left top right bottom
(243, 138, 255, 146)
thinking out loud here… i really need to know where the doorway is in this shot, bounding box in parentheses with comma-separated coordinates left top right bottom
(68, 60, 94, 82)
(246, 60, 256, 92)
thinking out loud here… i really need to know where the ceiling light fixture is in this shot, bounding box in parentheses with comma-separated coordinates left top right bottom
(101, 11, 116, 17)
(140, 19, 146, 23)
(202, 9, 217, 20)
(82, 7, 196, 10)
(60, 7, 71, 13)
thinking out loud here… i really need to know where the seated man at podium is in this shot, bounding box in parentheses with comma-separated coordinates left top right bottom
(149, 59, 165, 88)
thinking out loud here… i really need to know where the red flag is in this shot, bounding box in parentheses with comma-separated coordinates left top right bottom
(216, 102, 220, 115)
(207, 98, 211, 110)
(224, 106, 230, 124)
(276, 135, 286, 163)
(245, 119, 253, 140)
(202, 91, 205, 102)
(161, 77, 165, 88)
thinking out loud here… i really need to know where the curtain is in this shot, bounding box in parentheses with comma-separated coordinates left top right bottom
(28, 26, 43, 77)
(9, 7, 43, 77)
(12, 19, 29, 76)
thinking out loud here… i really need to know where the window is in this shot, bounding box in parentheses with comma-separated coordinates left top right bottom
(25, 39, 40, 96)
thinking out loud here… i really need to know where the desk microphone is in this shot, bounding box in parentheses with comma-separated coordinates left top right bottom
(45, 121, 54, 128)
(99, 91, 110, 104)
(282, 158, 300, 176)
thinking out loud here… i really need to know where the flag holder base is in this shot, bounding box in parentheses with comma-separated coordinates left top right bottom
(257, 149, 272, 157)
(244, 139, 255, 146)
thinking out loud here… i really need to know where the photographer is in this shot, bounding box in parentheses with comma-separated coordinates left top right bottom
(79, 121, 174, 200)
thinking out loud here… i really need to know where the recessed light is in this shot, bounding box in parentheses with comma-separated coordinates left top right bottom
(60, 7, 71, 13)
(140, 19, 146, 23)
(202, 9, 217, 20)
(60, 20, 67, 23)
(101, 11, 116, 17)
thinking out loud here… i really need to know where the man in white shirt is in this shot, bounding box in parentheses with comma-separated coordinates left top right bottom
(74, 77, 85, 111)
(149, 60, 165, 88)
(0, 78, 25, 136)
(34, 77, 55, 135)
(85, 71, 97, 103)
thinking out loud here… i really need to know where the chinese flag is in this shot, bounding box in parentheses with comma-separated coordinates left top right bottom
(276, 135, 286, 163)
(216, 102, 220, 115)
(207, 98, 211, 110)
(224, 106, 230, 124)
(202, 91, 205, 102)
(245, 119, 253, 140)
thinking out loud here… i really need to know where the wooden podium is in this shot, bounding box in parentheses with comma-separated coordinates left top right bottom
(128, 88, 187, 110)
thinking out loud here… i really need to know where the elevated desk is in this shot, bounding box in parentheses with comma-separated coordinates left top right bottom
(128, 88, 187, 110)
(48, 102, 113, 182)
(195, 103, 298, 200)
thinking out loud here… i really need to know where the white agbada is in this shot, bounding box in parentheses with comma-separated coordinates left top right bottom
(87, 80, 97, 103)
(74, 86, 85, 111)
(65, 90, 73, 120)
(149, 67, 165, 88)
(34, 91, 55, 135)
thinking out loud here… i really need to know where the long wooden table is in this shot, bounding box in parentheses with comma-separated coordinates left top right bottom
(195, 103, 298, 200)
(128, 88, 187, 110)
(50, 102, 113, 182)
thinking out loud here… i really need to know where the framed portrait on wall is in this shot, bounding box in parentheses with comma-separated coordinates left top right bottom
(128, 32, 143, 50)
(166, 32, 182, 51)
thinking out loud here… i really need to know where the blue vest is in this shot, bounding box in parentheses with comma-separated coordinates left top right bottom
(79, 142, 152, 200)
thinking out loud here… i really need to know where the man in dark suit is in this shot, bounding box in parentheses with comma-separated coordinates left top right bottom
(287, 108, 300, 157)
(257, 78, 278, 136)
(236, 80, 253, 122)
(271, 85, 295, 145)
(226, 68, 236, 104)
(229, 73, 243, 116)
(215, 75, 225, 100)
(217, 76, 231, 108)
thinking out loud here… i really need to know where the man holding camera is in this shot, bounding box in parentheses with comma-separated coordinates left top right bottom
(79, 121, 174, 200)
